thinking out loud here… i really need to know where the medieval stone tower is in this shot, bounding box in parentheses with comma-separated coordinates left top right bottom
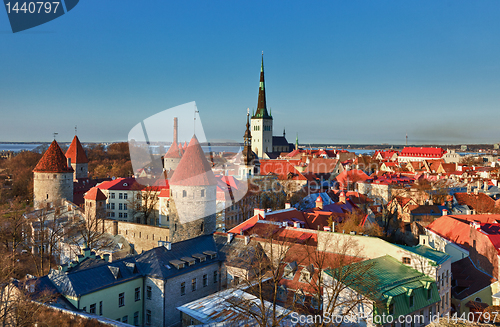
(65, 135, 89, 181)
(251, 54, 273, 157)
(33, 140, 74, 209)
(239, 109, 257, 177)
(168, 135, 217, 243)
(163, 117, 182, 171)
(84, 187, 107, 221)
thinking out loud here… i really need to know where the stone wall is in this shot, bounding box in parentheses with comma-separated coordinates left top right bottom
(102, 219, 171, 254)
(33, 171, 73, 209)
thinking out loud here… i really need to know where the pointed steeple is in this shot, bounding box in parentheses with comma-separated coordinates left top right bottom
(252, 54, 272, 119)
(295, 133, 299, 151)
(66, 135, 88, 164)
(34, 140, 74, 173)
(243, 108, 253, 165)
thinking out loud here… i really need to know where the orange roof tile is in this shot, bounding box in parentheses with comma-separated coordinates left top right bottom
(164, 141, 181, 159)
(84, 187, 107, 201)
(65, 135, 88, 164)
(33, 140, 74, 173)
(169, 135, 217, 186)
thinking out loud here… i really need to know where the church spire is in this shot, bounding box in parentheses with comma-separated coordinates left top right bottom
(253, 53, 272, 119)
(295, 133, 299, 150)
(243, 108, 253, 165)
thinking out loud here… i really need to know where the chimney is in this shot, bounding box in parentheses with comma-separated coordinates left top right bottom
(470, 221, 480, 230)
(244, 235, 250, 245)
(254, 208, 265, 218)
(112, 221, 118, 236)
(240, 229, 243, 235)
(227, 233, 234, 243)
(442, 209, 448, 216)
(315, 195, 323, 209)
(293, 221, 301, 228)
(67, 157, 71, 168)
(164, 242, 172, 250)
(173, 117, 178, 145)
(419, 235, 429, 246)
(323, 226, 331, 232)
(339, 191, 346, 204)
(484, 181, 488, 192)
(285, 203, 291, 209)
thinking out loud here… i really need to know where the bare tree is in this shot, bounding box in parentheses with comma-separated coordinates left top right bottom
(128, 185, 159, 225)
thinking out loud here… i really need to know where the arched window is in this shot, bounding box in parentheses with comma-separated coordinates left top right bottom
(475, 297, 482, 303)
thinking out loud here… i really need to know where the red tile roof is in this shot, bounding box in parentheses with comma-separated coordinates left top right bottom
(84, 187, 107, 201)
(164, 141, 181, 159)
(65, 135, 88, 164)
(305, 158, 339, 174)
(454, 192, 496, 213)
(97, 177, 143, 191)
(335, 169, 370, 188)
(169, 135, 217, 186)
(33, 140, 74, 173)
(158, 188, 170, 198)
(399, 147, 446, 158)
(426, 216, 473, 249)
(259, 160, 307, 180)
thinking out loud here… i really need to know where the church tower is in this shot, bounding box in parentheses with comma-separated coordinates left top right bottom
(251, 54, 273, 157)
(168, 135, 217, 243)
(65, 135, 88, 181)
(239, 109, 256, 177)
(33, 140, 74, 209)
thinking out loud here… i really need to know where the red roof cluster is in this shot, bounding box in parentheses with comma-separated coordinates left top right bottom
(65, 135, 89, 164)
(33, 140, 74, 173)
(97, 177, 143, 191)
(169, 135, 217, 186)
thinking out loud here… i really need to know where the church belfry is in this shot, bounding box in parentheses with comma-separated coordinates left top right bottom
(251, 54, 273, 157)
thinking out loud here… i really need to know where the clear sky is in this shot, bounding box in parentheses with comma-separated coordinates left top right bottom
(1, 0, 500, 145)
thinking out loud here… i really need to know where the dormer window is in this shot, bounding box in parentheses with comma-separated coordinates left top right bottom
(402, 257, 411, 265)
(299, 264, 314, 283)
(169, 260, 185, 269)
(283, 261, 298, 280)
(203, 251, 217, 259)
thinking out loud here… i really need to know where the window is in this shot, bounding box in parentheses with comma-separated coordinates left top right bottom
(409, 294, 414, 307)
(119, 193, 123, 199)
(111, 212, 115, 217)
(183, 190, 187, 197)
(90, 303, 96, 314)
(135, 287, 140, 301)
(146, 310, 151, 325)
(119, 203, 123, 210)
(122, 316, 128, 323)
(147, 286, 152, 299)
(124, 212, 128, 218)
(133, 311, 139, 326)
(203, 274, 208, 287)
(192, 278, 197, 291)
(99, 301, 102, 315)
(388, 303, 394, 315)
(124, 203, 128, 210)
(475, 297, 482, 302)
(214, 271, 218, 283)
(111, 203, 115, 210)
(83, 306, 86, 312)
(119, 213, 123, 218)
(201, 189, 205, 197)
(111, 193, 115, 199)
(124, 193, 128, 199)
(137, 193, 141, 200)
(427, 288, 432, 300)
(181, 282, 186, 295)
(402, 257, 411, 264)
(107, 203, 110, 209)
(116, 318, 120, 322)
(118, 292, 124, 307)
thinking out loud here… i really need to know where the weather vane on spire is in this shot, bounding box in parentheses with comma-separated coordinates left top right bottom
(53, 132, 58, 140)
(75, 125, 77, 135)
(194, 105, 199, 135)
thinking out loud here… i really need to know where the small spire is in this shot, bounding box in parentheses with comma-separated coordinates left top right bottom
(75, 125, 77, 135)
(283, 128, 286, 137)
(295, 133, 299, 150)
(53, 132, 58, 140)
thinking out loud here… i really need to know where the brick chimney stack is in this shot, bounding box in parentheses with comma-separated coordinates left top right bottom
(173, 117, 178, 145)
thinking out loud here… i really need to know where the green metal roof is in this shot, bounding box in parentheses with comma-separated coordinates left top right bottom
(395, 244, 450, 265)
(325, 255, 440, 318)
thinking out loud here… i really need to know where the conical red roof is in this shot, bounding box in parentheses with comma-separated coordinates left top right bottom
(169, 135, 217, 186)
(164, 141, 181, 159)
(84, 187, 107, 201)
(65, 135, 88, 164)
(33, 140, 74, 173)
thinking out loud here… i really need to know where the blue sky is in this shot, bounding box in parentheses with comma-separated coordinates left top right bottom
(1, 0, 500, 145)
